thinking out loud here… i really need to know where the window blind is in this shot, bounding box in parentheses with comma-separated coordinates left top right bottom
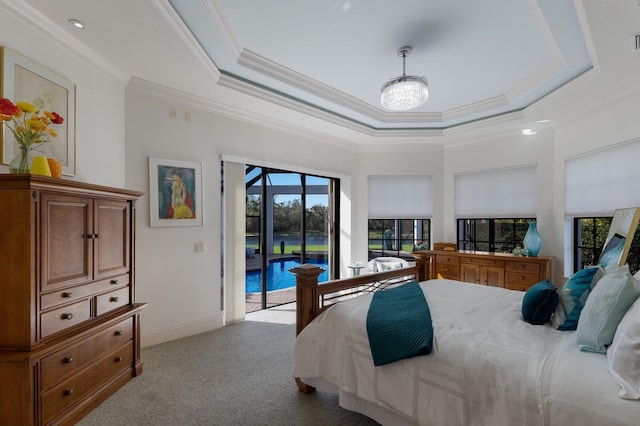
(565, 139, 640, 216)
(368, 175, 432, 219)
(454, 165, 537, 217)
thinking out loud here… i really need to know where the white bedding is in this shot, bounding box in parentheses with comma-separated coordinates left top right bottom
(293, 279, 639, 425)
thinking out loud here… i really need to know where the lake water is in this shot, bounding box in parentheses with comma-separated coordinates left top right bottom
(246, 258, 328, 293)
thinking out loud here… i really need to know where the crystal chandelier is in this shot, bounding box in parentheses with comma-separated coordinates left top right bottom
(380, 46, 429, 111)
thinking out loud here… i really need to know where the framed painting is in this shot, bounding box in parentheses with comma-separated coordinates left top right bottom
(1, 47, 76, 175)
(149, 156, 203, 227)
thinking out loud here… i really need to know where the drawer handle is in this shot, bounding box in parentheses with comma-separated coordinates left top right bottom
(444, 267, 449, 271)
(64, 389, 74, 396)
(520, 275, 526, 280)
(115, 356, 123, 362)
(466, 259, 471, 263)
(61, 313, 73, 320)
(520, 264, 525, 269)
(110, 279, 118, 285)
(61, 292, 72, 298)
(63, 356, 75, 364)
(520, 287, 525, 291)
(114, 330, 123, 336)
(110, 296, 120, 303)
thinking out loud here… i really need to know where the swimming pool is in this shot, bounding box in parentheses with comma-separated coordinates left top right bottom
(246, 258, 328, 293)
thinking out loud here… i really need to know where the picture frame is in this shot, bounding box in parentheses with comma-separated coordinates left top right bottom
(1, 47, 76, 175)
(149, 156, 203, 227)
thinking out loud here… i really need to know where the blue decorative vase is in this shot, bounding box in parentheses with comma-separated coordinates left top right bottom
(523, 221, 542, 257)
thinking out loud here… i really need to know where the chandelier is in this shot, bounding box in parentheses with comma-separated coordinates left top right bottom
(380, 46, 429, 111)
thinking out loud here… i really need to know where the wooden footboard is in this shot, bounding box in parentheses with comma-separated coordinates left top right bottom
(290, 251, 431, 393)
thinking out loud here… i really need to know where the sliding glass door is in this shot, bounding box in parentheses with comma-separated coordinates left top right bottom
(245, 166, 338, 312)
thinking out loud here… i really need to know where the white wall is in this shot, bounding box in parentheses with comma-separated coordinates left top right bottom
(0, 9, 126, 186)
(124, 89, 362, 346)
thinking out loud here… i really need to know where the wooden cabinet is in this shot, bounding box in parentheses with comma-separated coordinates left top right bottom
(430, 250, 553, 291)
(40, 193, 131, 293)
(460, 255, 505, 287)
(0, 175, 145, 425)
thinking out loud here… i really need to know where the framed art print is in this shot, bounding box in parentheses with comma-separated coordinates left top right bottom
(1, 47, 76, 175)
(149, 156, 203, 227)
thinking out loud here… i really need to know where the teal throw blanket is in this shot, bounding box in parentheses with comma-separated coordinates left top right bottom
(366, 281, 433, 366)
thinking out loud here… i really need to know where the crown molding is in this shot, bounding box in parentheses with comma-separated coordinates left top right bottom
(126, 77, 362, 151)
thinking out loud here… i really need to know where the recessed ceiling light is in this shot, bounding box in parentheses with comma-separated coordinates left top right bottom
(68, 19, 85, 29)
(522, 129, 538, 136)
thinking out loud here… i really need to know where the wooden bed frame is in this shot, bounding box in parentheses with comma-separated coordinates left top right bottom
(290, 251, 431, 393)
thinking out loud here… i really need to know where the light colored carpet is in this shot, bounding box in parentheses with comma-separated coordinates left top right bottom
(77, 304, 379, 425)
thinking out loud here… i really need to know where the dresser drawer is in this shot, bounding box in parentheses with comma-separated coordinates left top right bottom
(506, 261, 540, 274)
(40, 300, 91, 339)
(435, 254, 459, 265)
(435, 264, 459, 278)
(41, 274, 130, 310)
(41, 341, 133, 424)
(459, 256, 505, 268)
(41, 317, 134, 390)
(95, 286, 130, 316)
(506, 271, 540, 287)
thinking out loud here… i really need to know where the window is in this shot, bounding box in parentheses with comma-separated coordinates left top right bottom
(457, 218, 534, 253)
(574, 217, 640, 274)
(368, 219, 430, 260)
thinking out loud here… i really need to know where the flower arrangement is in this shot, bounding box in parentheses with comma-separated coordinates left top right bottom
(0, 97, 64, 173)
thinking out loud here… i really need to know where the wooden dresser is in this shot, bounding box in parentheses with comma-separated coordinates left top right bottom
(429, 250, 553, 291)
(0, 175, 146, 425)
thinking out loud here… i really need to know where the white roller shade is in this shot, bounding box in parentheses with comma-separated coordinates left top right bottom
(368, 175, 432, 219)
(565, 139, 640, 216)
(455, 166, 537, 217)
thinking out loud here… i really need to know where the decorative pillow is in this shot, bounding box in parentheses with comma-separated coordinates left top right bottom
(376, 261, 404, 272)
(577, 265, 640, 353)
(551, 266, 604, 330)
(521, 280, 559, 325)
(607, 298, 640, 399)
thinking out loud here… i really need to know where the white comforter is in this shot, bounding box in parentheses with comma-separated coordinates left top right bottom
(293, 279, 638, 426)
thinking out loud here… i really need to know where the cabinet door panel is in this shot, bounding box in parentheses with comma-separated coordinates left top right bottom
(460, 264, 479, 284)
(41, 194, 93, 291)
(94, 200, 130, 280)
(485, 266, 505, 287)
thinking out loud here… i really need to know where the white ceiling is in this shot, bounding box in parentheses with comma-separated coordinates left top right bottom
(9, 0, 640, 144)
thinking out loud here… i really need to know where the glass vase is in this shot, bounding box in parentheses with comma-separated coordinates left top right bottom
(523, 221, 542, 257)
(9, 146, 34, 174)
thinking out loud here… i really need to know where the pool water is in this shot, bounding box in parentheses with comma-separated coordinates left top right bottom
(246, 258, 328, 293)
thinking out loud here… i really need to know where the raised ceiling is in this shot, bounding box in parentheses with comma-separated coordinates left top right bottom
(168, 0, 592, 131)
(9, 0, 640, 144)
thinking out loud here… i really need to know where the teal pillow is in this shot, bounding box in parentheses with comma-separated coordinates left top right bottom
(551, 266, 604, 331)
(577, 265, 640, 353)
(522, 280, 559, 325)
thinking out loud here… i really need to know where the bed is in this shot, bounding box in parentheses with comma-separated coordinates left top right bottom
(290, 253, 640, 425)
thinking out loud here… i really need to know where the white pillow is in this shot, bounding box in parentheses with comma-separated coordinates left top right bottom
(577, 265, 640, 353)
(377, 261, 404, 271)
(607, 297, 640, 399)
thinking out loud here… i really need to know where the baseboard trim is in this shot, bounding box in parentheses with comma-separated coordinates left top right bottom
(141, 317, 223, 348)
